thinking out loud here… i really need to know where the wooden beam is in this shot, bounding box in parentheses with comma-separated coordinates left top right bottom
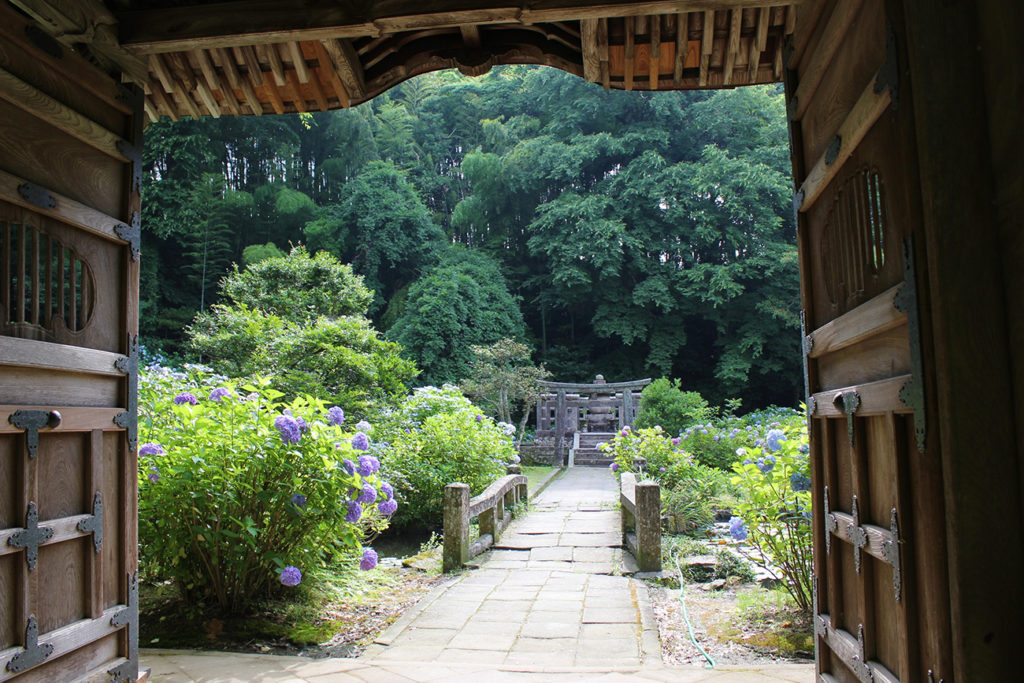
(580, 18, 600, 82)
(313, 40, 351, 108)
(193, 49, 240, 115)
(118, 1, 801, 54)
(790, 0, 865, 122)
(649, 15, 661, 90)
(722, 9, 741, 85)
(624, 16, 636, 90)
(322, 38, 367, 100)
(286, 41, 311, 83)
(163, 52, 202, 119)
(749, 6, 769, 81)
(237, 45, 265, 86)
(673, 11, 689, 86)
(0, 66, 130, 162)
(597, 17, 610, 89)
(699, 9, 714, 86)
(11, 0, 148, 82)
(460, 24, 482, 47)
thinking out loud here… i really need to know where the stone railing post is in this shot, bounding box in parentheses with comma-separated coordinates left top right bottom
(635, 481, 662, 572)
(443, 483, 470, 573)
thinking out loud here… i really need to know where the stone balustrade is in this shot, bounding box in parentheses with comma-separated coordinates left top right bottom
(619, 471, 661, 572)
(442, 466, 528, 573)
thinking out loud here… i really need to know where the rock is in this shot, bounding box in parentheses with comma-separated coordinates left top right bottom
(682, 554, 717, 582)
(709, 578, 727, 591)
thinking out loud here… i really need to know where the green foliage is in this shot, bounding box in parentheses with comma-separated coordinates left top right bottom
(375, 389, 515, 529)
(634, 378, 713, 435)
(603, 426, 728, 534)
(729, 414, 812, 613)
(188, 248, 415, 413)
(389, 247, 527, 385)
(461, 338, 550, 443)
(217, 245, 372, 323)
(138, 368, 392, 613)
(241, 242, 286, 266)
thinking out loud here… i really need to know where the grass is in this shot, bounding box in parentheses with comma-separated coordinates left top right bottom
(521, 465, 558, 493)
(703, 586, 814, 657)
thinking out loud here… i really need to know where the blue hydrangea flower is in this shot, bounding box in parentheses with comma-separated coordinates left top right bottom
(355, 419, 372, 432)
(173, 391, 197, 405)
(342, 459, 357, 476)
(280, 566, 302, 587)
(358, 455, 379, 476)
(360, 548, 378, 571)
(326, 406, 345, 426)
(728, 516, 748, 541)
(378, 499, 398, 516)
(671, 437, 681, 446)
(291, 493, 307, 510)
(295, 416, 309, 432)
(274, 415, 302, 444)
(148, 467, 159, 483)
(139, 442, 164, 457)
(209, 387, 231, 402)
(756, 456, 776, 474)
(765, 429, 787, 452)
(345, 501, 363, 523)
(351, 431, 370, 451)
(357, 485, 377, 504)
(790, 473, 812, 492)
(380, 482, 394, 501)
(798, 443, 810, 454)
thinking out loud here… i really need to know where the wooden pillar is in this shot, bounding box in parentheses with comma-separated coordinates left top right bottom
(443, 483, 470, 573)
(635, 481, 662, 572)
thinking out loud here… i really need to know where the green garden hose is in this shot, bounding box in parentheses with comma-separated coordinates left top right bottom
(673, 555, 716, 668)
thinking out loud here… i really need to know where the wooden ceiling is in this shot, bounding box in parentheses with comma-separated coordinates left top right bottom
(10, 1, 799, 122)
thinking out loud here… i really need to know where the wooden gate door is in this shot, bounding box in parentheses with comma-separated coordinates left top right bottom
(787, 1, 952, 680)
(0, 4, 142, 681)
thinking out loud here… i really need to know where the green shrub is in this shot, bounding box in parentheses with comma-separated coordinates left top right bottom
(729, 416, 812, 613)
(138, 367, 393, 614)
(376, 388, 516, 529)
(634, 378, 712, 436)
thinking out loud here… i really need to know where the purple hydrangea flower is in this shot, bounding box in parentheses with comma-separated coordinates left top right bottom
(790, 473, 812, 493)
(357, 485, 377, 504)
(295, 416, 309, 432)
(351, 431, 370, 452)
(139, 442, 165, 457)
(671, 437, 681, 446)
(728, 516, 748, 542)
(756, 456, 776, 474)
(274, 415, 302, 444)
(342, 459, 357, 476)
(798, 443, 810, 454)
(765, 429, 787, 452)
(359, 548, 378, 571)
(209, 387, 232, 402)
(173, 392, 197, 405)
(475, 414, 484, 422)
(326, 406, 345, 426)
(148, 467, 159, 483)
(380, 482, 394, 500)
(280, 566, 302, 587)
(291, 493, 307, 510)
(659, 467, 666, 472)
(355, 420, 372, 432)
(620, 426, 631, 437)
(345, 501, 363, 523)
(378, 499, 398, 516)
(609, 462, 619, 472)
(357, 455, 379, 477)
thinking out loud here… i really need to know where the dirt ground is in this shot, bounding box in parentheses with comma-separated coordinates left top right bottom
(648, 581, 814, 666)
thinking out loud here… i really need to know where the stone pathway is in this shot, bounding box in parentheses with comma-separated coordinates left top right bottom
(141, 467, 814, 681)
(361, 467, 654, 667)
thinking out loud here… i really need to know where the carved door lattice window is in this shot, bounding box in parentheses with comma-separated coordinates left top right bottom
(822, 168, 888, 310)
(1, 220, 95, 334)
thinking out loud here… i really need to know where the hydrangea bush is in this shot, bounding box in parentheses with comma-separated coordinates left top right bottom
(729, 411, 813, 613)
(138, 366, 394, 613)
(678, 406, 805, 470)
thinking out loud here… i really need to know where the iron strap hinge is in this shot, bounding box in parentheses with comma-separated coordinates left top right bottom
(8, 410, 62, 459)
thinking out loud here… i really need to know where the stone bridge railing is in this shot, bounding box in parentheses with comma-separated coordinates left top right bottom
(443, 467, 527, 573)
(620, 471, 661, 572)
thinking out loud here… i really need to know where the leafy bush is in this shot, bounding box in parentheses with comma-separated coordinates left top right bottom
(602, 426, 728, 534)
(729, 415, 812, 613)
(375, 387, 516, 529)
(138, 366, 395, 614)
(678, 405, 806, 470)
(634, 379, 713, 436)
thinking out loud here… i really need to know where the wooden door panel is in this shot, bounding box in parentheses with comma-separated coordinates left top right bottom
(790, 1, 952, 680)
(0, 4, 141, 679)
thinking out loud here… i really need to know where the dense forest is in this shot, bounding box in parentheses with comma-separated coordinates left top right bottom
(141, 65, 800, 408)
